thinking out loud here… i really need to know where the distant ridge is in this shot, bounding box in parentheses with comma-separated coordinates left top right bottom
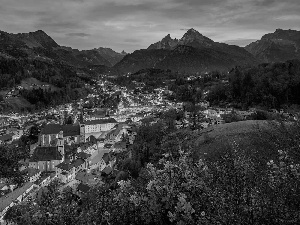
(92, 47, 127, 66)
(0, 29, 124, 67)
(245, 29, 300, 62)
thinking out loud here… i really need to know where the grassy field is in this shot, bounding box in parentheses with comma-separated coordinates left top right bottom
(4, 97, 33, 111)
(192, 120, 298, 171)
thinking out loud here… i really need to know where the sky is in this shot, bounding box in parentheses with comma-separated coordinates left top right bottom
(0, 0, 299, 53)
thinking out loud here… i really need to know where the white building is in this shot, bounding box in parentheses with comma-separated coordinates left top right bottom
(84, 118, 118, 134)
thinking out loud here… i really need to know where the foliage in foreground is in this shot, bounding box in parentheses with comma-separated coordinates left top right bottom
(4, 122, 300, 225)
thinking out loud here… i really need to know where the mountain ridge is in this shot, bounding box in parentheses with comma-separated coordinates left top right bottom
(114, 28, 259, 74)
(245, 29, 300, 62)
(0, 29, 125, 67)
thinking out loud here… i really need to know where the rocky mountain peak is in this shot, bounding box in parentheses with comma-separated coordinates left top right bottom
(147, 33, 179, 50)
(245, 28, 300, 62)
(15, 30, 59, 48)
(180, 28, 214, 45)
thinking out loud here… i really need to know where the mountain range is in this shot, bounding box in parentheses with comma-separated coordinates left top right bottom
(114, 28, 259, 74)
(0, 30, 126, 67)
(0, 28, 299, 75)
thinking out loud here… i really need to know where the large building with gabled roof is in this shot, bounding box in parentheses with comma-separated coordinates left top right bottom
(39, 123, 85, 146)
(29, 146, 63, 172)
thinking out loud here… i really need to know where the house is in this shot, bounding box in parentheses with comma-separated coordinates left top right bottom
(55, 152, 91, 184)
(203, 109, 220, 118)
(75, 171, 100, 186)
(29, 146, 63, 172)
(89, 149, 111, 171)
(39, 123, 85, 147)
(236, 111, 253, 120)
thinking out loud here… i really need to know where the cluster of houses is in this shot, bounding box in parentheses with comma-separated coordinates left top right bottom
(0, 125, 24, 145)
(0, 114, 136, 223)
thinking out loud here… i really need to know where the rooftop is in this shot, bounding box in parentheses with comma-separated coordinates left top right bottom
(90, 149, 110, 165)
(41, 124, 80, 136)
(84, 118, 117, 125)
(40, 124, 61, 135)
(62, 124, 80, 137)
(29, 146, 62, 162)
(56, 158, 85, 171)
(76, 152, 91, 160)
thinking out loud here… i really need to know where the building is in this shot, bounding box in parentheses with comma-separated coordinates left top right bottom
(84, 118, 118, 138)
(39, 123, 85, 147)
(55, 152, 91, 184)
(89, 149, 111, 171)
(29, 146, 63, 172)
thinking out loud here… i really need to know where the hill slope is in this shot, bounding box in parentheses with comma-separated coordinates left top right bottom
(93, 47, 127, 66)
(0, 29, 114, 67)
(245, 29, 300, 62)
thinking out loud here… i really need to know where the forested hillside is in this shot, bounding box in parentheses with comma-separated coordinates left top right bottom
(207, 59, 300, 109)
(0, 57, 92, 112)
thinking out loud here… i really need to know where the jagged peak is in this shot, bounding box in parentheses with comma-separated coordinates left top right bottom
(32, 30, 47, 34)
(180, 28, 214, 45)
(182, 28, 205, 38)
(261, 28, 300, 40)
(186, 28, 198, 33)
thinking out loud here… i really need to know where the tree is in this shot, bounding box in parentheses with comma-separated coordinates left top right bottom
(65, 116, 73, 125)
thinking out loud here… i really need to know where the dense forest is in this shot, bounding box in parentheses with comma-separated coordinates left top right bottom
(0, 57, 93, 111)
(207, 59, 300, 109)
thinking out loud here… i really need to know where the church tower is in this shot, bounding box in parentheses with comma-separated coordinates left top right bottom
(79, 111, 85, 143)
(57, 130, 65, 161)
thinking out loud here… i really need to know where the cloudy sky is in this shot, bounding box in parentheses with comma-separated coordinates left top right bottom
(0, 0, 299, 53)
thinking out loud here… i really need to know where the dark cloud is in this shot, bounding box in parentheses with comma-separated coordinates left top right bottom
(66, 32, 90, 37)
(86, 1, 157, 20)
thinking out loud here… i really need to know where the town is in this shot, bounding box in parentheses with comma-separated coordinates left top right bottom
(1, 73, 300, 224)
